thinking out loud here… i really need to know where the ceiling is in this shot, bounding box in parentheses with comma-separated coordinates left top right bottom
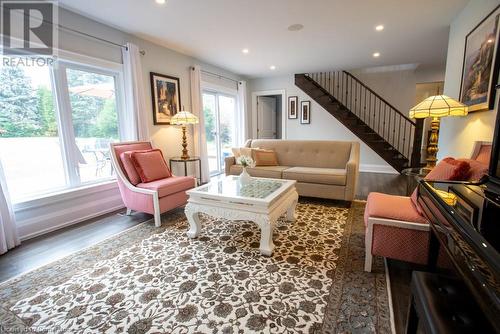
(59, 0, 469, 78)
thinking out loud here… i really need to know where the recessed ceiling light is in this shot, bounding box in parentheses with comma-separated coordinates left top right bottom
(288, 24, 304, 31)
(242, 48, 249, 54)
(373, 52, 380, 58)
(270, 65, 276, 70)
(487, 38, 494, 43)
(375, 25, 384, 31)
(155, 0, 165, 4)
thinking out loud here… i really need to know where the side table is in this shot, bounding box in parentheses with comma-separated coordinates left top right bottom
(401, 167, 430, 196)
(169, 157, 202, 185)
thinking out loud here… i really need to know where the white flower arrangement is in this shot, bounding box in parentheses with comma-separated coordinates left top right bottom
(236, 155, 255, 168)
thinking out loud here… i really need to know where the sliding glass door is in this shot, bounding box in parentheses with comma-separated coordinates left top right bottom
(202, 91, 236, 175)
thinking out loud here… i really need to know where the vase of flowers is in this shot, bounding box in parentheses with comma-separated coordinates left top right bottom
(236, 155, 255, 185)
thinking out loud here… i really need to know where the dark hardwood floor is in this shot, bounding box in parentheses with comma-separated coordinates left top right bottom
(0, 171, 415, 333)
(0, 210, 150, 283)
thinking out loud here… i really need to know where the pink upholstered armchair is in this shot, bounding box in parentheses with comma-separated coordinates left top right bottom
(364, 141, 492, 272)
(110, 141, 196, 227)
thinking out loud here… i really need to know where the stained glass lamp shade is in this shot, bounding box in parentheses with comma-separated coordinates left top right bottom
(409, 95, 468, 170)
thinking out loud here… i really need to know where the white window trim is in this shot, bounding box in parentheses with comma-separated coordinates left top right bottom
(1, 48, 128, 208)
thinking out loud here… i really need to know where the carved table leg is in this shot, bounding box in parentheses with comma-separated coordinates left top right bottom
(286, 191, 299, 222)
(258, 217, 275, 256)
(185, 204, 201, 238)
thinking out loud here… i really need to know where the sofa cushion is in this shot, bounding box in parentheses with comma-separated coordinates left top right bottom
(365, 192, 428, 225)
(250, 139, 353, 169)
(229, 165, 289, 178)
(136, 176, 194, 198)
(283, 167, 346, 186)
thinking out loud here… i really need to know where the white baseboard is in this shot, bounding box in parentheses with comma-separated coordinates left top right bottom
(19, 202, 125, 241)
(360, 164, 398, 174)
(16, 186, 125, 240)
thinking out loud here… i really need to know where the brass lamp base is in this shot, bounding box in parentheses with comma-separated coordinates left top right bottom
(423, 117, 440, 171)
(180, 124, 190, 160)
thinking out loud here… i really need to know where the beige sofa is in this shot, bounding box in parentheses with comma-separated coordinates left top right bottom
(225, 139, 360, 201)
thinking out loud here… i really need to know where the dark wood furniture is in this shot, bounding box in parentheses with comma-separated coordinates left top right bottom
(417, 180, 500, 333)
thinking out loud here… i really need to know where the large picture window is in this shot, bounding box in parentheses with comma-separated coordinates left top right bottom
(0, 56, 124, 203)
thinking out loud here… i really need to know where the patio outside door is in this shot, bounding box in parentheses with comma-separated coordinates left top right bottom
(202, 91, 237, 175)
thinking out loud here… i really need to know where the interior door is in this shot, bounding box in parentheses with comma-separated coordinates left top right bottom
(257, 96, 277, 139)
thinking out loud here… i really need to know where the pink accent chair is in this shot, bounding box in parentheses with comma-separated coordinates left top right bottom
(110, 141, 196, 227)
(364, 141, 492, 272)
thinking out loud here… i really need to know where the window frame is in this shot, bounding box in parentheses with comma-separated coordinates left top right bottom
(1, 48, 127, 205)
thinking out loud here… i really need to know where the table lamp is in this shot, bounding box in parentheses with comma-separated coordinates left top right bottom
(409, 95, 468, 171)
(170, 110, 199, 160)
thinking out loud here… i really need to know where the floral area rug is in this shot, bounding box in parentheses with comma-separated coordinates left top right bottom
(0, 200, 391, 333)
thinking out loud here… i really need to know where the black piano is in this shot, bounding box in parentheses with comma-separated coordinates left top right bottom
(418, 180, 500, 332)
(415, 88, 500, 332)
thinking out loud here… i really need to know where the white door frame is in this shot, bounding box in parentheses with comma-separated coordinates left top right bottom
(251, 89, 286, 139)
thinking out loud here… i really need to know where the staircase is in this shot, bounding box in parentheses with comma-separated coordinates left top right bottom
(295, 71, 424, 172)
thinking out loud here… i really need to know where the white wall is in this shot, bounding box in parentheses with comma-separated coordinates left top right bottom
(247, 65, 445, 173)
(14, 7, 242, 239)
(439, 0, 499, 159)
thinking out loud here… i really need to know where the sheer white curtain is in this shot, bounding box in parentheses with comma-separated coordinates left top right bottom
(190, 65, 210, 183)
(0, 159, 20, 254)
(237, 81, 248, 146)
(122, 43, 150, 141)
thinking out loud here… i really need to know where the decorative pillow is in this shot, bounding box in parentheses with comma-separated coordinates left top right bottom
(130, 149, 172, 183)
(425, 157, 471, 181)
(231, 148, 241, 159)
(253, 149, 279, 166)
(233, 147, 257, 164)
(458, 158, 488, 181)
(120, 150, 150, 185)
(410, 157, 471, 215)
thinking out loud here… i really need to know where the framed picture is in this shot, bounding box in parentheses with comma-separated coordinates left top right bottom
(150, 72, 181, 124)
(459, 5, 500, 112)
(301, 101, 311, 124)
(288, 96, 298, 119)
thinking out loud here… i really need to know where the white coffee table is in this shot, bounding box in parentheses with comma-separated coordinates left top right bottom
(184, 176, 298, 256)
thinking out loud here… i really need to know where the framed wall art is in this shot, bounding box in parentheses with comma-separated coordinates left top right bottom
(288, 96, 298, 119)
(459, 5, 500, 112)
(300, 101, 311, 124)
(150, 72, 181, 124)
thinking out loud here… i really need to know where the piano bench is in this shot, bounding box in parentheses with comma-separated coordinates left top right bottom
(406, 271, 494, 334)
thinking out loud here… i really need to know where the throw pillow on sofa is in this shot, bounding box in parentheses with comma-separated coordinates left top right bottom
(232, 147, 257, 164)
(252, 149, 279, 166)
(131, 149, 172, 183)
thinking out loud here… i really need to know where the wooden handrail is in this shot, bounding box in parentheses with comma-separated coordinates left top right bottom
(301, 71, 424, 167)
(343, 71, 416, 126)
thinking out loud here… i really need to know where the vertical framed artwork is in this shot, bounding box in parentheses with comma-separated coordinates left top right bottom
(288, 96, 298, 119)
(150, 72, 181, 124)
(459, 5, 500, 112)
(301, 101, 311, 124)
